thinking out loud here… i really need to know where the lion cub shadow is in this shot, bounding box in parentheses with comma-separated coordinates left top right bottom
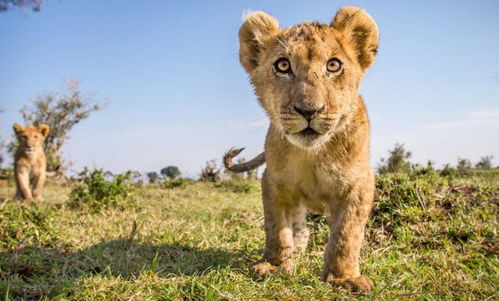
(76, 238, 250, 277)
(1, 239, 251, 298)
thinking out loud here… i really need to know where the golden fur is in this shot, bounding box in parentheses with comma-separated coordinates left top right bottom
(13, 123, 50, 202)
(227, 7, 379, 292)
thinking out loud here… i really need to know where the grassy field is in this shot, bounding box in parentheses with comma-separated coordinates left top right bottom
(0, 170, 497, 300)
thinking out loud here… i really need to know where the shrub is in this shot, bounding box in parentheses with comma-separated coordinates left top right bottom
(439, 163, 457, 178)
(475, 156, 494, 170)
(214, 178, 258, 194)
(457, 157, 472, 174)
(163, 177, 189, 189)
(200, 159, 221, 182)
(68, 168, 136, 212)
(378, 143, 413, 174)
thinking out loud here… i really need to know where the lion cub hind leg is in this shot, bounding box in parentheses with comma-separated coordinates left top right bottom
(322, 178, 375, 293)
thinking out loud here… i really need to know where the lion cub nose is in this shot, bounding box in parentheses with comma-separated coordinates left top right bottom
(294, 105, 324, 121)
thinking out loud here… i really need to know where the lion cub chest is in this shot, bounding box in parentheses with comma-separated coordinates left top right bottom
(271, 154, 341, 213)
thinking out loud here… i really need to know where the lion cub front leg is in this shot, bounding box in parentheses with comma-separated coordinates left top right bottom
(291, 205, 309, 254)
(322, 177, 375, 293)
(15, 166, 33, 201)
(31, 171, 46, 201)
(253, 174, 297, 277)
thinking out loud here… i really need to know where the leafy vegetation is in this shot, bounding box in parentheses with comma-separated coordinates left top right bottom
(161, 166, 181, 180)
(147, 171, 160, 184)
(68, 168, 136, 213)
(0, 0, 43, 12)
(200, 159, 222, 182)
(378, 143, 412, 174)
(163, 177, 189, 189)
(0, 169, 497, 300)
(475, 155, 494, 170)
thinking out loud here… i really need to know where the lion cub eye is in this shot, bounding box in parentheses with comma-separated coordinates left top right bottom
(274, 58, 292, 74)
(326, 58, 342, 73)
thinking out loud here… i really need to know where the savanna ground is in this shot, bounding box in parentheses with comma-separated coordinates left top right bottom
(0, 170, 497, 300)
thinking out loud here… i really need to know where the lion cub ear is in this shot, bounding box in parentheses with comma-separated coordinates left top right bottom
(239, 11, 280, 73)
(331, 6, 379, 71)
(38, 124, 50, 137)
(13, 123, 23, 135)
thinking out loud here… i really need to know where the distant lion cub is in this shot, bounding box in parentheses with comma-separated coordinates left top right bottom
(224, 7, 379, 292)
(13, 123, 50, 201)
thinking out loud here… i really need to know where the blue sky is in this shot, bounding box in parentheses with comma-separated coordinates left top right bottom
(1, 0, 498, 177)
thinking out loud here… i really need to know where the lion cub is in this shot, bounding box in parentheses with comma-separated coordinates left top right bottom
(13, 123, 50, 202)
(224, 7, 379, 292)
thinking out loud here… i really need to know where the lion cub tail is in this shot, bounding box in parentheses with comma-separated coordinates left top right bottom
(223, 147, 265, 173)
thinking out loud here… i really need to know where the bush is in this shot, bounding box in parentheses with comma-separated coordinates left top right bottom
(163, 177, 189, 189)
(214, 178, 258, 194)
(200, 159, 221, 182)
(475, 156, 494, 170)
(439, 163, 457, 178)
(68, 168, 136, 212)
(377, 143, 413, 174)
(457, 157, 472, 174)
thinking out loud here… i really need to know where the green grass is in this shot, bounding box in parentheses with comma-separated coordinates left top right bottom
(0, 171, 497, 300)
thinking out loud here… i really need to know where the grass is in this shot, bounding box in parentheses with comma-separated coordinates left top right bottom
(0, 170, 497, 300)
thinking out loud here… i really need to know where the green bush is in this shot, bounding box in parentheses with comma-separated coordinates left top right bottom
(439, 163, 457, 178)
(163, 177, 189, 189)
(214, 178, 258, 194)
(68, 168, 136, 212)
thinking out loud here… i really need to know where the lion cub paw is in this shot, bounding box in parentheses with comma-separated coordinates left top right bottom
(251, 262, 278, 278)
(326, 275, 374, 294)
(251, 260, 294, 279)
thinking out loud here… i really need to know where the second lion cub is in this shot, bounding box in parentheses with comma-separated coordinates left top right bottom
(13, 123, 50, 202)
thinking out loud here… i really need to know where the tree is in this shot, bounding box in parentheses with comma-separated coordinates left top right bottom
(378, 143, 412, 174)
(160, 166, 181, 179)
(0, 109, 4, 168)
(0, 0, 44, 12)
(0, 141, 4, 169)
(147, 172, 159, 184)
(475, 155, 493, 170)
(200, 159, 221, 182)
(456, 157, 472, 173)
(14, 78, 106, 172)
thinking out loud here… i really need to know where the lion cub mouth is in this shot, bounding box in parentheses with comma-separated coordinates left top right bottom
(286, 126, 330, 149)
(24, 147, 37, 154)
(300, 127, 320, 137)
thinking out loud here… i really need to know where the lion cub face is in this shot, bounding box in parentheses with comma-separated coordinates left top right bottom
(239, 8, 378, 149)
(13, 123, 49, 154)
